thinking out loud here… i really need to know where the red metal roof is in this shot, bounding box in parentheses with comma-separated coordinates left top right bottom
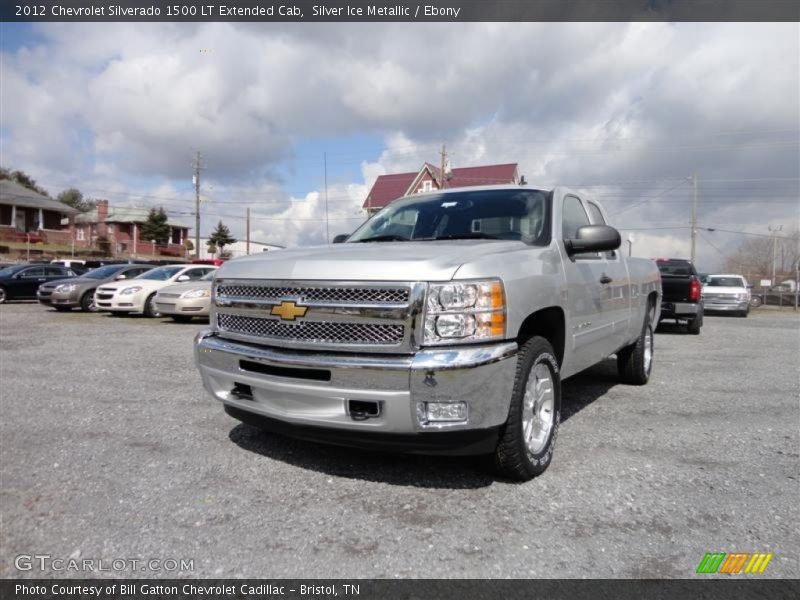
(362, 163, 518, 210)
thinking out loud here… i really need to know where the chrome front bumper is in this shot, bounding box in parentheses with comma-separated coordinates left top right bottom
(194, 330, 517, 439)
(704, 300, 749, 312)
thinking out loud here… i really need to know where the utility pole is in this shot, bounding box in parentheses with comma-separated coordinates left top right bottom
(246, 207, 250, 255)
(193, 151, 203, 259)
(439, 144, 447, 190)
(690, 172, 698, 263)
(323, 152, 330, 243)
(768, 225, 783, 285)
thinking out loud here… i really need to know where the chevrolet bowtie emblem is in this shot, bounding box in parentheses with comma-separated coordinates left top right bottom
(271, 301, 308, 321)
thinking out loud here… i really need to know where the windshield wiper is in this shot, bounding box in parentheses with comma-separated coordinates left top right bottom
(426, 233, 499, 240)
(354, 235, 410, 243)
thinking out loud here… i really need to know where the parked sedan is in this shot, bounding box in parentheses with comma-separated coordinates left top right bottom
(154, 271, 215, 322)
(94, 264, 217, 317)
(0, 264, 76, 304)
(38, 264, 155, 312)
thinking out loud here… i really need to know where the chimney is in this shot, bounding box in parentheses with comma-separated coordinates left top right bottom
(97, 199, 109, 223)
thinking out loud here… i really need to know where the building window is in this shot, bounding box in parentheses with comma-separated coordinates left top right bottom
(107, 223, 115, 234)
(421, 180, 433, 192)
(76, 227, 85, 241)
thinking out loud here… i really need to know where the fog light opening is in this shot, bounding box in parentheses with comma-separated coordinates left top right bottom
(348, 400, 382, 421)
(231, 382, 253, 401)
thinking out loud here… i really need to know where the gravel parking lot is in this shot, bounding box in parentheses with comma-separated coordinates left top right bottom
(1, 304, 798, 578)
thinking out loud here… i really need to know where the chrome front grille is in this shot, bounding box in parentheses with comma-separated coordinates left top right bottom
(216, 284, 409, 305)
(213, 279, 423, 352)
(217, 313, 404, 345)
(704, 293, 740, 303)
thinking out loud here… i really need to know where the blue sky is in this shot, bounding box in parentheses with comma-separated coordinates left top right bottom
(1, 22, 797, 268)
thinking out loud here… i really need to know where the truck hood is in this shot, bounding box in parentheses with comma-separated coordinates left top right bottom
(217, 240, 527, 281)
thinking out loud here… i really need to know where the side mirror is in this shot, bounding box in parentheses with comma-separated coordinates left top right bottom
(115, 274, 127, 280)
(565, 225, 621, 256)
(332, 234, 349, 244)
(176, 275, 190, 282)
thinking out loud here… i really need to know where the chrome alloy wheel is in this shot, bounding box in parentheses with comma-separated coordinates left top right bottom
(644, 326, 653, 374)
(522, 362, 555, 455)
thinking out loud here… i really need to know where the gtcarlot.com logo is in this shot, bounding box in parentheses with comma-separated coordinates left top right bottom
(15, 554, 194, 573)
(696, 552, 773, 574)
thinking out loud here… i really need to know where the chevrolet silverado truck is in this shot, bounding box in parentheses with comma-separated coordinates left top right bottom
(654, 258, 704, 334)
(195, 185, 661, 480)
(702, 274, 751, 317)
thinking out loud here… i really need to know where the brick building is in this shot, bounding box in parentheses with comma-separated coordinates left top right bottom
(0, 179, 78, 245)
(72, 200, 190, 257)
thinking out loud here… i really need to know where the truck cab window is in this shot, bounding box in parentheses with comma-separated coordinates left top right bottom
(562, 196, 591, 239)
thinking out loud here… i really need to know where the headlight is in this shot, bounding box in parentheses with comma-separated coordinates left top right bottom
(423, 280, 506, 345)
(120, 286, 143, 295)
(182, 288, 210, 299)
(54, 284, 77, 293)
(736, 292, 748, 301)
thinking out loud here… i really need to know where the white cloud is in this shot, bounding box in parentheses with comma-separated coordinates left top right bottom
(0, 22, 797, 269)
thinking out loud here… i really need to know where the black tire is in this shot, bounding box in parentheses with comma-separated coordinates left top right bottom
(143, 293, 161, 318)
(491, 336, 561, 481)
(80, 290, 98, 312)
(171, 315, 193, 323)
(749, 296, 762, 308)
(618, 310, 654, 385)
(687, 313, 702, 335)
(0, 287, 6, 304)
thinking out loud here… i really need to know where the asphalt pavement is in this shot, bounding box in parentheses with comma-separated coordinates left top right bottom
(1, 304, 797, 578)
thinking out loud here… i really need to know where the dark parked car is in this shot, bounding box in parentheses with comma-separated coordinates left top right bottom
(37, 264, 155, 312)
(0, 264, 77, 303)
(654, 258, 704, 334)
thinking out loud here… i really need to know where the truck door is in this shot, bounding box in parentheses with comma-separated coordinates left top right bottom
(585, 200, 632, 352)
(560, 195, 615, 372)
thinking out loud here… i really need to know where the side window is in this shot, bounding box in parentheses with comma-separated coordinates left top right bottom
(22, 267, 45, 278)
(586, 202, 606, 225)
(562, 195, 591, 240)
(184, 269, 206, 281)
(45, 267, 65, 277)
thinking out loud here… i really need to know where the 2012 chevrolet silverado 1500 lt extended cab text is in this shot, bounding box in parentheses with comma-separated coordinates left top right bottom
(195, 186, 661, 480)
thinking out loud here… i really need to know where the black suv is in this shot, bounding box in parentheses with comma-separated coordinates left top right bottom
(0, 264, 76, 304)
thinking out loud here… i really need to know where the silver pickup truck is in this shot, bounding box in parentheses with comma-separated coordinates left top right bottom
(194, 185, 661, 480)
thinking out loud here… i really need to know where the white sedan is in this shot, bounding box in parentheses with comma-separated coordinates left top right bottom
(94, 264, 217, 317)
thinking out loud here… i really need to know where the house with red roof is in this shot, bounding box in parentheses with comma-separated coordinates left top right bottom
(362, 162, 520, 214)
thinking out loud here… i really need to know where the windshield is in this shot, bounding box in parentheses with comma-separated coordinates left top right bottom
(706, 277, 745, 288)
(82, 265, 127, 280)
(135, 266, 184, 281)
(348, 189, 551, 245)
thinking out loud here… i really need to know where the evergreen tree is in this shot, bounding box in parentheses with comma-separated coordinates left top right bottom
(139, 207, 171, 244)
(208, 220, 237, 254)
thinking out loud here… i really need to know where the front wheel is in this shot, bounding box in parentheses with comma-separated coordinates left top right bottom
(491, 336, 561, 481)
(749, 296, 762, 308)
(80, 290, 98, 312)
(143, 293, 161, 318)
(0, 287, 6, 304)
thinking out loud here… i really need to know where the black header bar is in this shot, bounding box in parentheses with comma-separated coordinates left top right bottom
(3, 579, 800, 600)
(3, 0, 799, 22)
